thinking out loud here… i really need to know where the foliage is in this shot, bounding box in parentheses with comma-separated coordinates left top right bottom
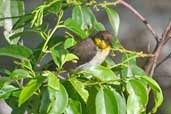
(0, 0, 163, 114)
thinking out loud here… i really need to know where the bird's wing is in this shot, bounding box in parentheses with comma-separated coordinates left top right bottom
(70, 38, 97, 65)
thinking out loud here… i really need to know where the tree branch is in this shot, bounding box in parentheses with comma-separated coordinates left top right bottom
(156, 51, 171, 69)
(117, 0, 171, 77)
(118, 0, 159, 44)
(145, 20, 171, 76)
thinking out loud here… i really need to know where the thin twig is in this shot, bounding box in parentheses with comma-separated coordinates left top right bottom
(156, 52, 171, 69)
(117, 0, 171, 77)
(118, 0, 159, 44)
(145, 20, 171, 76)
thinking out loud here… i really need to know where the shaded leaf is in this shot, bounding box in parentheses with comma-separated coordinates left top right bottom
(72, 6, 105, 35)
(141, 76, 163, 113)
(39, 89, 50, 114)
(47, 1, 62, 14)
(105, 8, 120, 36)
(0, 85, 18, 99)
(10, 69, 32, 80)
(0, 45, 33, 60)
(13, 14, 33, 30)
(64, 18, 87, 39)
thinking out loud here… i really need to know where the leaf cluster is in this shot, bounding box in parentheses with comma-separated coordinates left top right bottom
(0, 0, 163, 114)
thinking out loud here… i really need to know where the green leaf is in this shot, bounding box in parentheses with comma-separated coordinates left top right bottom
(87, 87, 98, 114)
(94, 22, 105, 31)
(141, 76, 163, 113)
(39, 89, 51, 114)
(48, 84, 68, 114)
(44, 71, 60, 90)
(105, 8, 120, 36)
(0, 85, 18, 99)
(64, 18, 87, 39)
(113, 90, 126, 114)
(65, 99, 81, 114)
(2, 0, 25, 44)
(87, 65, 117, 81)
(18, 78, 44, 106)
(47, 1, 62, 14)
(0, 77, 11, 88)
(12, 14, 33, 30)
(10, 69, 32, 80)
(72, 6, 105, 34)
(126, 79, 148, 114)
(64, 38, 77, 49)
(61, 53, 79, 66)
(50, 47, 62, 68)
(70, 78, 89, 103)
(95, 88, 119, 114)
(131, 64, 146, 76)
(0, 45, 33, 60)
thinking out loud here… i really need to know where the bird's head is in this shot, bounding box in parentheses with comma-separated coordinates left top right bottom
(92, 31, 113, 50)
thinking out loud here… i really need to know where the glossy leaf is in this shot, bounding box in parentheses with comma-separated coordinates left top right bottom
(0, 85, 18, 99)
(18, 78, 44, 106)
(61, 53, 79, 66)
(87, 65, 117, 81)
(96, 88, 118, 114)
(64, 38, 77, 49)
(64, 18, 87, 39)
(70, 78, 89, 103)
(48, 84, 68, 114)
(0, 45, 33, 60)
(113, 90, 126, 114)
(141, 76, 163, 113)
(105, 8, 120, 36)
(10, 69, 32, 80)
(72, 6, 105, 34)
(45, 71, 60, 90)
(65, 99, 81, 114)
(126, 80, 148, 114)
(50, 47, 62, 68)
(94, 22, 105, 31)
(131, 64, 146, 76)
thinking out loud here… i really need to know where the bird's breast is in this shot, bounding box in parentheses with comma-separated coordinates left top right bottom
(77, 47, 110, 70)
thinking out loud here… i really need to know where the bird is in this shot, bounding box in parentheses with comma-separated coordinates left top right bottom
(63, 30, 113, 71)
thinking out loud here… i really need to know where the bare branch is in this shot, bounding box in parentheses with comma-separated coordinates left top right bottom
(118, 0, 159, 44)
(145, 19, 171, 76)
(156, 52, 171, 69)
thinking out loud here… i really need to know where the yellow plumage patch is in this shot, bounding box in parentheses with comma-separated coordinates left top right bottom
(94, 38, 110, 50)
